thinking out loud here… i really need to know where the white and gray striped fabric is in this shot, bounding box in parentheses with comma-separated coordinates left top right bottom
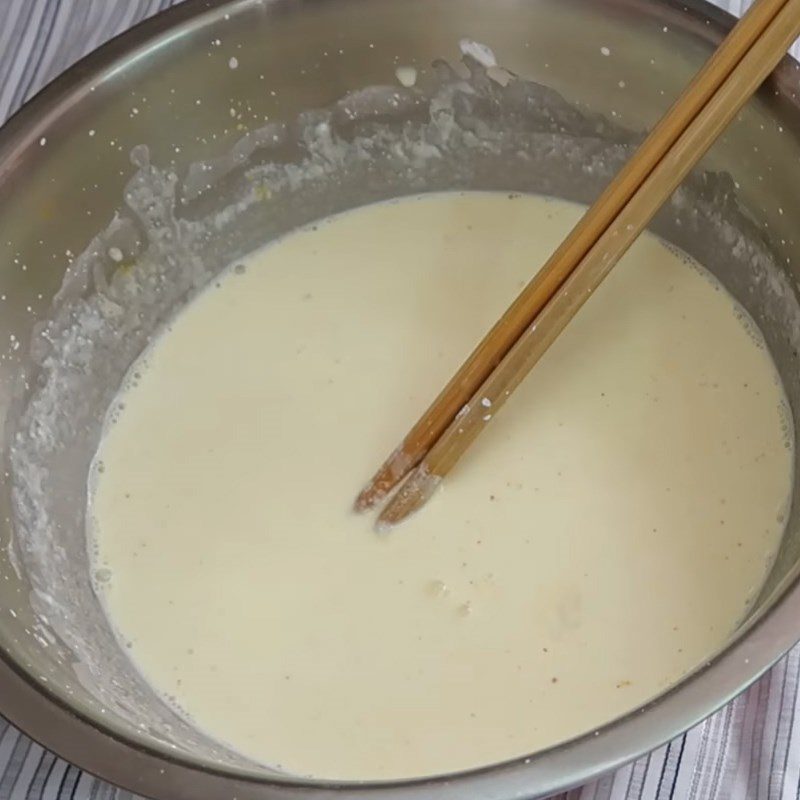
(1, 1, 799, 798)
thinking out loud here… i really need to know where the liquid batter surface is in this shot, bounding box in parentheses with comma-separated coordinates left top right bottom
(89, 192, 792, 780)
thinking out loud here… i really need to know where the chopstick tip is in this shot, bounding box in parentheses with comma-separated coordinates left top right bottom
(373, 516, 396, 535)
(354, 446, 418, 513)
(353, 486, 381, 513)
(375, 467, 442, 531)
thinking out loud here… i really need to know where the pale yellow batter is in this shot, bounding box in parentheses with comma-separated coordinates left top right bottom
(89, 192, 792, 780)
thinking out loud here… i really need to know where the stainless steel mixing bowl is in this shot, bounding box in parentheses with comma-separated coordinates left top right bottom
(2, 0, 800, 797)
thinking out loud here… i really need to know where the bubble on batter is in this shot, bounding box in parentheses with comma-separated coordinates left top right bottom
(427, 579, 449, 597)
(458, 38, 496, 67)
(94, 568, 112, 584)
(395, 66, 417, 88)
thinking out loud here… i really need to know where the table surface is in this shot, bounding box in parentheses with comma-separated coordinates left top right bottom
(1, 1, 799, 799)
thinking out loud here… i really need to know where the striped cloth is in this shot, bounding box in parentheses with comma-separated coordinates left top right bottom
(0, 1, 799, 798)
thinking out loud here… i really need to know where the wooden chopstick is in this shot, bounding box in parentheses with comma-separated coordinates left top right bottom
(375, 0, 800, 530)
(354, 0, 789, 514)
